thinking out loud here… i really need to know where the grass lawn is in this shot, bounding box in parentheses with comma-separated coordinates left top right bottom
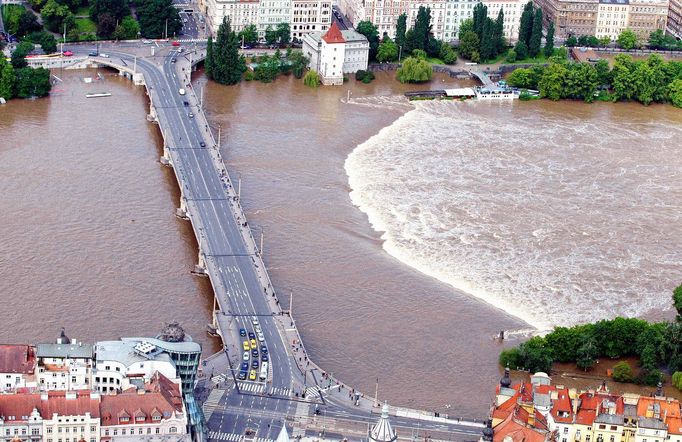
(478, 51, 507, 65)
(505, 52, 550, 64)
(425, 56, 445, 65)
(75, 17, 96, 34)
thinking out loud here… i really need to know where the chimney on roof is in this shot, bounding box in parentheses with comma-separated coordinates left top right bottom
(40, 393, 48, 401)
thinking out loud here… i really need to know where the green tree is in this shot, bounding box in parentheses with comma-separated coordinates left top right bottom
(472, 2, 487, 41)
(11, 42, 35, 69)
(595, 59, 611, 85)
(499, 348, 522, 369)
(545, 327, 582, 362)
(528, 7, 542, 57)
(356, 20, 380, 61)
(479, 18, 494, 61)
(566, 62, 598, 102)
(544, 22, 555, 57)
(640, 344, 658, 370)
(673, 283, 682, 320)
(566, 35, 577, 47)
(670, 79, 682, 108)
(42, 0, 73, 33)
(395, 13, 407, 48)
(617, 29, 638, 50)
(287, 50, 309, 78)
(576, 340, 598, 371)
(114, 15, 140, 39)
(612, 361, 634, 383)
(634, 54, 667, 105)
(673, 371, 682, 390)
(518, 336, 553, 373)
(211, 17, 246, 85)
(205, 35, 214, 79)
(276, 22, 290, 45)
(14, 66, 51, 98)
(302, 69, 320, 87)
(505, 49, 517, 63)
(26, 31, 58, 53)
(598, 36, 611, 47)
(413, 6, 432, 51)
(137, 0, 181, 38)
(458, 30, 479, 60)
(264, 25, 278, 44)
(0, 58, 16, 99)
(458, 18, 473, 41)
(396, 53, 432, 83)
(89, 0, 126, 23)
(514, 39, 528, 60)
(493, 8, 505, 55)
(96, 12, 117, 38)
(253, 54, 279, 82)
(439, 41, 456, 64)
(377, 35, 399, 62)
(239, 24, 258, 45)
(611, 54, 637, 101)
(538, 61, 568, 100)
(518, 1, 534, 46)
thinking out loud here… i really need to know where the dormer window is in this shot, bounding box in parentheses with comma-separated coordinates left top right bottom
(119, 417, 129, 423)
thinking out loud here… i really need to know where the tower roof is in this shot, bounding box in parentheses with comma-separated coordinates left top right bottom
(322, 22, 345, 44)
(369, 404, 397, 442)
(276, 425, 291, 442)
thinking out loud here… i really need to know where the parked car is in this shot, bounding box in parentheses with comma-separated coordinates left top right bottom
(172, 41, 180, 47)
(242, 341, 250, 351)
(251, 349, 259, 358)
(241, 362, 249, 371)
(251, 360, 259, 368)
(62, 51, 73, 56)
(242, 351, 249, 361)
(260, 345, 267, 354)
(188, 112, 194, 118)
(249, 369, 257, 380)
(238, 371, 247, 380)
(261, 353, 269, 362)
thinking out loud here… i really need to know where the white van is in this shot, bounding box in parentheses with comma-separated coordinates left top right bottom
(179, 88, 186, 95)
(259, 362, 268, 381)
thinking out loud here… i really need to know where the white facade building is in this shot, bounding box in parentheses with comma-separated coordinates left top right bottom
(202, 0, 260, 34)
(444, 0, 477, 41)
(409, 0, 448, 39)
(595, 0, 630, 39)
(291, 0, 332, 39)
(483, 0, 525, 41)
(258, 0, 292, 37)
(36, 330, 94, 392)
(302, 21, 369, 84)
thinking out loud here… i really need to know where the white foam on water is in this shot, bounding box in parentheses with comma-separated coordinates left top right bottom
(345, 100, 682, 330)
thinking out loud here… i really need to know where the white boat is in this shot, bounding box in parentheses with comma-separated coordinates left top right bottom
(86, 92, 111, 98)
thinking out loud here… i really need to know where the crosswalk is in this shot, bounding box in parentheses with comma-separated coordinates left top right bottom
(208, 432, 272, 442)
(268, 387, 291, 396)
(304, 386, 321, 398)
(237, 381, 266, 393)
(202, 389, 225, 422)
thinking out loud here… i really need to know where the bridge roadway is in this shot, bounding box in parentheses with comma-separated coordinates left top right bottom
(70, 42, 486, 441)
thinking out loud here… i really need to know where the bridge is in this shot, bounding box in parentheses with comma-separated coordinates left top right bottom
(469, 69, 495, 87)
(65, 42, 486, 442)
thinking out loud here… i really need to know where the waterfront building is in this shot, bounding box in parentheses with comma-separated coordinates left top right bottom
(92, 340, 179, 394)
(200, 0, 331, 40)
(482, 0, 526, 41)
(36, 330, 94, 392)
(302, 21, 369, 84)
(0, 345, 36, 393)
(444, 0, 477, 41)
(337, 0, 410, 38)
(99, 372, 187, 441)
(626, 0, 667, 39)
(533, 0, 599, 38)
(596, 0, 630, 40)
(669, 0, 682, 37)
(408, 0, 448, 39)
(0, 396, 43, 441)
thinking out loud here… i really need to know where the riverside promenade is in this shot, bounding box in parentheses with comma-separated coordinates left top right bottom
(64, 40, 486, 441)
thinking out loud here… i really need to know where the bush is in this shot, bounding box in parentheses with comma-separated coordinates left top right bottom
(499, 348, 522, 369)
(355, 69, 375, 83)
(505, 49, 517, 63)
(612, 361, 634, 383)
(636, 368, 663, 386)
(303, 70, 320, 88)
(673, 371, 682, 390)
(244, 70, 254, 81)
(396, 56, 432, 83)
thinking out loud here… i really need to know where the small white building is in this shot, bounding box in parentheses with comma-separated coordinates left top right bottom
(36, 329, 94, 392)
(302, 21, 369, 85)
(93, 340, 179, 394)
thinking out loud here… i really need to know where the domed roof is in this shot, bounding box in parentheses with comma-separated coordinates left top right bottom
(500, 366, 512, 388)
(157, 322, 187, 343)
(57, 327, 71, 344)
(369, 404, 397, 442)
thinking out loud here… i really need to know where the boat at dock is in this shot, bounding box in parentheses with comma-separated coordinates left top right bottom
(85, 92, 111, 98)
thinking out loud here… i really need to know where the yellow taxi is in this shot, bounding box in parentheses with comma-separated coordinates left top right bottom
(243, 341, 250, 351)
(250, 339, 257, 349)
(249, 369, 257, 380)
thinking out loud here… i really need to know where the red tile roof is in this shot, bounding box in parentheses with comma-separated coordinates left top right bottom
(100, 372, 182, 427)
(0, 345, 36, 374)
(637, 397, 681, 420)
(0, 394, 41, 421)
(551, 389, 574, 424)
(0, 391, 99, 421)
(667, 417, 682, 435)
(494, 409, 548, 442)
(322, 22, 345, 44)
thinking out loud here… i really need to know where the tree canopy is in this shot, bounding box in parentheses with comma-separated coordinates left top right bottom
(207, 17, 246, 85)
(136, 0, 181, 38)
(396, 50, 432, 83)
(356, 20, 380, 61)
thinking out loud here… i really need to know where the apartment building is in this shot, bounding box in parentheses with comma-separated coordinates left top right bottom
(483, 0, 526, 41)
(669, 0, 682, 37)
(408, 0, 448, 39)
(291, 0, 332, 39)
(444, 0, 477, 41)
(35, 331, 93, 392)
(627, 0, 667, 39)
(0, 345, 36, 393)
(596, 0, 629, 39)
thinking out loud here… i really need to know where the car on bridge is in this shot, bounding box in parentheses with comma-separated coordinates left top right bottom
(250, 339, 257, 349)
(251, 360, 259, 368)
(243, 341, 250, 351)
(261, 353, 268, 362)
(62, 51, 73, 56)
(251, 316, 259, 325)
(251, 349, 258, 358)
(240, 362, 249, 371)
(248, 332, 255, 339)
(200, 141, 206, 147)
(238, 371, 247, 380)
(257, 332, 265, 342)
(260, 345, 267, 354)
(255, 324, 261, 333)
(242, 351, 250, 361)
(172, 41, 181, 47)
(239, 328, 247, 337)
(249, 369, 257, 380)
